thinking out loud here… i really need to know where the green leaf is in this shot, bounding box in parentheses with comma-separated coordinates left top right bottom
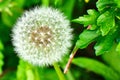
(17, 59, 41, 80)
(0, 0, 11, 12)
(26, 65, 35, 80)
(1, 7, 22, 27)
(76, 30, 100, 49)
(54, 0, 62, 7)
(114, 0, 120, 8)
(14, 0, 25, 8)
(17, 59, 27, 80)
(97, 10, 115, 36)
(102, 44, 120, 74)
(96, 0, 116, 12)
(94, 26, 119, 55)
(73, 9, 99, 30)
(72, 57, 120, 80)
(60, 0, 75, 19)
(94, 36, 113, 56)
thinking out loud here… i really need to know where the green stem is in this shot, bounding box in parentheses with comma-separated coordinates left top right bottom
(34, 67, 40, 80)
(42, 0, 49, 7)
(53, 63, 66, 80)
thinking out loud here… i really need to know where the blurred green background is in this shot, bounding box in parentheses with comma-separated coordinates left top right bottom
(0, 0, 120, 80)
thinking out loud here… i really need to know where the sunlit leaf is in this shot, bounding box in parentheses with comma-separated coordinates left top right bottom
(0, 0, 11, 11)
(96, 0, 116, 12)
(94, 26, 119, 55)
(73, 9, 99, 30)
(60, 0, 75, 19)
(14, 0, 25, 8)
(72, 57, 120, 80)
(1, 7, 22, 27)
(97, 10, 115, 36)
(114, 0, 120, 8)
(76, 30, 100, 49)
(26, 66, 35, 80)
(17, 59, 27, 80)
(102, 44, 120, 74)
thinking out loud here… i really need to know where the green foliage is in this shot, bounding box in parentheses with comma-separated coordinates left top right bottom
(17, 59, 59, 80)
(71, 0, 120, 79)
(94, 26, 119, 55)
(17, 59, 27, 80)
(51, 0, 75, 19)
(102, 44, 120, 74)
(1, 0, 120, 80)
(72, 57, 120, 80)
(76, 30, 100, 49)
(96, 0, 116, 12)
(73, 9, 99, 30)
(1, 8, 22, 27)
(74, 0, 120, 56)
(97, 9, 115, 36)
(73, 58, 119, 80)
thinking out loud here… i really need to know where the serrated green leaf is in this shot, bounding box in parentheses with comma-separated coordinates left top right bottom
(76, 30, 100, 49)
(72, 57, 120, 80)
(72, 9, 99, 30)
(97, 10, 115, 36)
(94, 27, 119, 55)
(94, 37, 113, 56)
(96, 0, 116, 12)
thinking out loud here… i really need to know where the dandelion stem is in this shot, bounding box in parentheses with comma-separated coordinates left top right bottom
(34, 67, 40, 80)
(64, 46, 78, 74)
(53, 63, 66, 80)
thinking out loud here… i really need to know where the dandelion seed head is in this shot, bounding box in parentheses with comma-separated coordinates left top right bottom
(12, 7, 73, 66)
